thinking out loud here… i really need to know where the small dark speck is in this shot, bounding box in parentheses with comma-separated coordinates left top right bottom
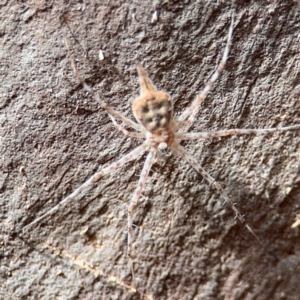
(153, 102, 163, 110)
(142, 105, 149, 113)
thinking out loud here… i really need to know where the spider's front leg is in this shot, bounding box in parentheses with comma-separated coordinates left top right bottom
(170, 142, 263, 245)
(175, 124, 300, 140)
(177, 14, 234, 127)
(22, 143, 149, 231)
(108, 114, 145, 138)
(127, 149, 156, 284)
(64, 36, 143, 132)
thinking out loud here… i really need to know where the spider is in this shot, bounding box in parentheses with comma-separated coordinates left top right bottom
(23, 15, 300, 285)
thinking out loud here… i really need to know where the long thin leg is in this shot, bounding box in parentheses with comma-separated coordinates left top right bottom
(177, 14, 234, 125)
(175, 124, 300, 140)
(22, 143, 149, 231)
(127, 149, 156, 286)
(108, 114, 145, 138)
(64, 36, 142, 132)
(170, 142, 263, 245)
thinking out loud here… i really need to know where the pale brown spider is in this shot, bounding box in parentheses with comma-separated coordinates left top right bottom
(23, 16, 300, 284)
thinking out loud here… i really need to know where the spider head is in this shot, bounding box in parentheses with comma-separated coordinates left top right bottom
(133, 62, 173, 133)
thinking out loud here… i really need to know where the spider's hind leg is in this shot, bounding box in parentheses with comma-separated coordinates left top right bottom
(170, 142, 263, 246)
(127, 149, 156, 287)
(22, 143, 149, 231)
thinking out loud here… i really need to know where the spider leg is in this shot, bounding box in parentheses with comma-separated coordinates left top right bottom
(64, 36, 142, 132)
(177, 14, 234, 126)
(175, 124, 300, 140)
(108, 114, 145, 138)
(22, 143, 150, 231)
(127, 149, 156, 286)
(170, 142, 263, 245)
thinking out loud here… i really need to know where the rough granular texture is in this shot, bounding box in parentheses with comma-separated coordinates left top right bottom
(1, 1, 300, 299)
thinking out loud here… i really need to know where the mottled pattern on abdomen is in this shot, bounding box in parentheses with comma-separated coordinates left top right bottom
(133, 91, 173, 132)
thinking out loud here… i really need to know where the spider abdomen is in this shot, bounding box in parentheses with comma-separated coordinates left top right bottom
(133, 92, 173, 132)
